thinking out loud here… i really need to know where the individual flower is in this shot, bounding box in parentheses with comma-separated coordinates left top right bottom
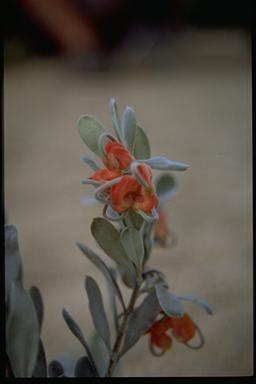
(146, 313, 196, 355)
(110, 164, 159, 214)
(102, 141, 133, 171)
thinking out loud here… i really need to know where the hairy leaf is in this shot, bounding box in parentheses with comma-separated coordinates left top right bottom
(48, 360, 65, 377)
(155, 173, 177, 205)
(29, 286, 44, 333)
(5, 225, 23, 300)
(120, 227, 144, 268)
(77, 115, 106, 156)
(133, 124, 151, 159)
(75, 356, 95, 377)
(120, 290, 161, 356)
(178, 294, 213, 315)
(85, 276, 111, 351)
(32, 339, 47, 377)
(91, 218, 135, 275)
(109, 98, 123, 142)
(6, 281, 40, 377)
(155, 283, 184, 318)
(62, 308, 99, 376)
(76, 241, 125, 311)
(81, 155, 100, 171)
(139, 156, 190, 171)
(121, 106, 137, 153)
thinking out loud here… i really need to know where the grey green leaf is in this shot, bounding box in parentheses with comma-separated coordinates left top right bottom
(121, 106, 137, 153)
(120, 227, 144, 268)
(155, 173, 177, 205)
(5, 225, 23, 300)
(76, 241, 125, 311)
(75, 356, 95, 377)
(178, 294, 213, 315)
(120, 290, 161, 356)
(77, 115, 106, 156)
(133, 124, 151, 159)
(29, 286, 44, 333)
(62, 308, 99, 376)
(6, 281, 40, 377)
(139, 156, 190, 171)
(91, 218, 135, 275)
(85, 276, 111, 351)
(155, 283, 184, 318)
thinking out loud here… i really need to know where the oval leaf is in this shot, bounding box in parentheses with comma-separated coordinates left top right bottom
(48, 360, 65, 377)
(91, 218, 135, 275)
(155, 283, 184, 318)
(85, 276, 111, 351)
(77, 115, 106, 156)
(120, 290, 161, 356)
(121, 106, 137, 153)
(133, 124, 151, 159)
(139, 156, 190, 171)
(6, 281, 40, 377)
(5, 225, 23, 300)
(178, 294, 213, 315)
(120, 227, 144, 268)
(75, 356, 95, 377)
(29, 286, 44, 333)
(62, 308, 99, 376)
(76, 241, 126, 311)
(155, 173, 177, 205)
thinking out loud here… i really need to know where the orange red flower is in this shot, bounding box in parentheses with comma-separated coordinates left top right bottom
(102, 141, 133, 171)
(147, 313, 196, 353)
(91, 168, 121, 183)
(110, 173, 159, 213)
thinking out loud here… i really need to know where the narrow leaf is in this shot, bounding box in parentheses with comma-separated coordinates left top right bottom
(120, 227, 144, 268)
(77, 115, 106, 157)
(178, 294, 213, 315)
(81, 156, 100, 171)
(133, 124, 151, 159)
(5, 225, 23, 300)
(155, 283, 184, 318)
(32, 339, 47, 378)
(91, 218, 135, 275)
(109, 98, 123, 142)
(75, 356, 95, 377)
(139, 156, 190, 171)
(6, 281, 40, 377)
(76, 241, 126, 311)
(121, 106, 137, 153)
(90, 331, 110, 377)
(62, 308, 99, 376)
(85, 276, 111, 351)
(155, 173, 177, 205)
(120, 290, 161, 356)
(29, 286, 44, 333)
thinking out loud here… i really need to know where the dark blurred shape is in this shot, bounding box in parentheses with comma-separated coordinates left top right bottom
(4, 0, 252, 65)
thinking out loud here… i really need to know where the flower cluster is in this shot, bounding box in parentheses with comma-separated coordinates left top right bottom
(90, 140, 159, 216)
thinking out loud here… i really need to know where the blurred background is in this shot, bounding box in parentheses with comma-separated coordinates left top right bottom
(4, 0, 252, 377)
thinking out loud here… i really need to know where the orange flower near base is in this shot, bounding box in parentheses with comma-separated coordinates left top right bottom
(171, 313, 196, 342)
(103, 141, 133, 171)
(110, 174, 159, 214)
(147, 313, 196, 353)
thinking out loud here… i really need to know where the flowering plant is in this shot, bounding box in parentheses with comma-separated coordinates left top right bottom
(5, 99, 212, 377)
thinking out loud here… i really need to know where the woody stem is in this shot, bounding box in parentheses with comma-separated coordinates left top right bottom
(106, 279, 142, 377)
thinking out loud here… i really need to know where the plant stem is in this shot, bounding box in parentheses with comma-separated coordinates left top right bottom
(106, 280, 141, 377)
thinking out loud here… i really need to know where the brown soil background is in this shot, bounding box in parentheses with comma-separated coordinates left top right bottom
(4, 29, 252, 376)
